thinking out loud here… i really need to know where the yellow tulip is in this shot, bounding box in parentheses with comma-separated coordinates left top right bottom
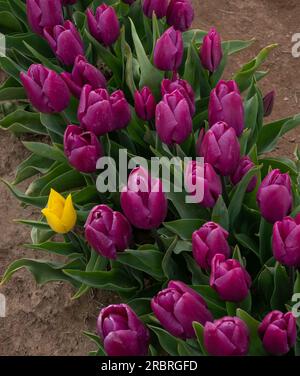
(41, 189, 77, 234)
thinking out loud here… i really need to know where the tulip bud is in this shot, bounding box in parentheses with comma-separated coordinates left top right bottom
(134, 87, 156, 121)
(263, 90, 275, 117)
(44, 21, 84, 66)
(192, 222, 231, 270)
(185, 161, 222, 208)
(166, 0, 194, 32)
(209, 80, 244, 137)
(78, 85, 131, 136)
(161, 77, 195, 115)
(230, 156, 257, 193)
(272, 216, 300, 267)
(258, 311, 297, 355)
(61, 55, 106, 99)
(20, 64, 70, 113)
(154, 27, 183, 72)
(197, 121, 240, 176)
(142, 0, 169, 19)
(257, 169, 292, 223)
(97, 304, 150, 356)
(200, 27, 223, 73)
(210, 254, 251, 302)
(120, 166, 167, 230)
(64, 125, 103, 173)
(27, 0, 63, 36)
(155, 90, 192, 145)
(87, 5, 120, 47)
(204, 317, 250, 356)
(151, 280, 213, 339)
(41, 189, 77, 234)
(85, 205, 132, 259)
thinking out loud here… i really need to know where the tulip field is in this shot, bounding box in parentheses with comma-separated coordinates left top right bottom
(1, 0, 300, 357)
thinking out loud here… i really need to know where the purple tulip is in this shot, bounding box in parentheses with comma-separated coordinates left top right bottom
(154, 27, 183, 72)
(61, 55, 106, 99)
(155, 90, 192, 145)
(78, 85, 131, 136)
(85, 205, 132, 259)
(200, 27, 223, 73)
(263, 90, 275, 117)
(64, 125, 103, 173)
(161, 76, 195, 115)
(185, 161, 222, 208)
(44, 21, 84, 66)
(192, 222, 231, 270)
(27, 0, 63, 36)
(120, 166, 167, 230)
(20, 64, 70, 113)
(87, 4, 120, 47)
(209, 80, 244, 137)
(210, 254, 252, 302)
(272, 216, 300, 267)
(257, 169, 292, 223)
(151, 281, 213, 339)
(166, 0, 194, 32)
(204, 317, 250, 356)
(197, 121, 240, 176)
(230, 156, 257, 193)
(258, 311, 297, 355)
(142, 0, 169, 19)
(134, 87, 156, 121)
(97, 304, 149, 356)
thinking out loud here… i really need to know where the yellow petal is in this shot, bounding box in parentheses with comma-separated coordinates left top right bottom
(41, 208, 68, 234)
(48, 189, 65, 212)
(61, 194, 77, 232)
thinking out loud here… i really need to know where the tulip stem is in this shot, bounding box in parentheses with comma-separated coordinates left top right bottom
(151, 229, 165, 252)
(66, 5, 73, 21)
(290, 267, 295, 287)
(221, 176, 229, 205)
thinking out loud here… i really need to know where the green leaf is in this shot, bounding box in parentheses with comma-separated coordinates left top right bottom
(258, 267, 274, 306)
(163, 219, 204, 240)
(193, 322, 208, 355)
(148, 325, 180, 356)
(1, 258, 80, 287)
(22, 142, 67, 163)
(294, 271, 300, 294)
(127, 298, 152, 316)
(129, 18, 163, 98)
(24, 241, 80, 258)
(223, 39, 255, 55)
(192, 285, 227, 318)
(228, 165, 262, 228)
(0, 109, 46, 135)
(234, 44, 277, 92)
(257, 114, 300, 154)
(259, 218, 273, 264)
(270, 263, 291, 311)
(234, 233, 260, 259)
(0, 11, 22, 32)
(8, 0, 27, 26)
(63, 268, 138, 293)
(236, 309, 266, 356)
(212, 195, 229, 230)
(184, 254, 209, 285)
(117, 249, 164, 280)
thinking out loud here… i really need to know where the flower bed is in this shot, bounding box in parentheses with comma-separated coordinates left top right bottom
(0, 0, 300, 356)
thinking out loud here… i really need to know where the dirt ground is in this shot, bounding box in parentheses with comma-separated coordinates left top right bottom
(1, 0, 300, 355)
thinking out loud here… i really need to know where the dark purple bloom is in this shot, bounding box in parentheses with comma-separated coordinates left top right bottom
(151, 280, 213, 339)
(210, 254, 252, 302)
(44, 21, 84, 66)
(27, 0, 63, 36)
(20, 64, 70, 113)
(64, 125, 103, 173)
(257, 169, 292, 223)
(192, 222, 231, 270)
(142, 0, 169, 19)
(161, 77, 195, 115)
(200, 27, 223, 72)
(134, 87, 156, 121)
(166, 0, 194, 32)
(258, 311, 297, 355)
(204, 316, 250, 356)
(154, 27, 183, 71)
(209, 80, 244, 137)
(263, 90, 275, 117)
(61, 55, 106, 99)
(97, 304, 149, 356)
(85, 205, 132, 259)
(230, 156, 257, 193)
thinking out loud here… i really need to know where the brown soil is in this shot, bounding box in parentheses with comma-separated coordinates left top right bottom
(0, 0, 300, 355)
